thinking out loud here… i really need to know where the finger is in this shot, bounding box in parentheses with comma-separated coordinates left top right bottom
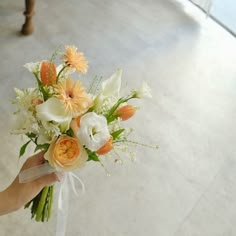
(22, 151, 46, 170)
(35, 173, 59, 188)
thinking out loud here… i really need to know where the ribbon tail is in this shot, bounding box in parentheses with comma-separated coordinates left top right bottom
(56, 174, 69, 236)
(69, 172, 85, 194)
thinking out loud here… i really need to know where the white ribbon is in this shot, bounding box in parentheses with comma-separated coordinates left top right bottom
(19, 162, 55, 183)
(19, 163, 85, 236)
(56, 172, 85, 236)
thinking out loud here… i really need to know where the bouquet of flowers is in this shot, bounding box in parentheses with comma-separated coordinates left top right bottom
(12, 45, 152, 222)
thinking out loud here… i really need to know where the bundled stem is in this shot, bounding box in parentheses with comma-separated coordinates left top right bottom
(25, 185, 54, 222)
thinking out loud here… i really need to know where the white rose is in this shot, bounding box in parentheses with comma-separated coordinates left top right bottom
(77, 112, 110, 151)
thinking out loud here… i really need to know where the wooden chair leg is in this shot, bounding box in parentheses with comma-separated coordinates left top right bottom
(21, 0, 35, 35)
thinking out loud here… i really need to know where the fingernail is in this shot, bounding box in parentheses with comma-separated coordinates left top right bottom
(55, 172, 65, 182)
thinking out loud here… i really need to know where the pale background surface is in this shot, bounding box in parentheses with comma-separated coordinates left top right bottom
(0, 0, 236, 235)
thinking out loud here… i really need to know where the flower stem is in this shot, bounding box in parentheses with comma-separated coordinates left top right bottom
(35, 186, 49, 222)
(106, 94, 136, 124)
(114, 139, 159, 149)
(57, 65, 67, 82)
(47, 186, 54, 220)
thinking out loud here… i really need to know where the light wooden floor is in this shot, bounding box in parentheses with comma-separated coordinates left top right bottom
(0, 0, 236, 235)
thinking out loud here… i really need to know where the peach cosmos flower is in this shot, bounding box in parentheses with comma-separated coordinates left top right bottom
(115, 104, 136, 121)
(54, 78, 93, 117)
(44, 135, 88, 171)
(40, 61, 57, 86)
(62, 45, 88, 74)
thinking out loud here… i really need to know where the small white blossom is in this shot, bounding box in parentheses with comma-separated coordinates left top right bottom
(24, 62, 41, 73)
(13, 88, 41, 109)
(11, 88, 41, 134)
(12, 109, 39, 134)
(93, 69, 122, 113)
(134, 81, 152, 98)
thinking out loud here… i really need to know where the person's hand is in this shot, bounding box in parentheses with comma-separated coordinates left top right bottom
(0, 152, 59, 216)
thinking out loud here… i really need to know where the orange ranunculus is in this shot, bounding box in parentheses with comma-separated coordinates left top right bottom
(115, 104, 136, 121)
(62, 45, 88, 74)
(96, 136, 113, 155)
(44, 135, 88, 171)
(40, 61, 57, 86)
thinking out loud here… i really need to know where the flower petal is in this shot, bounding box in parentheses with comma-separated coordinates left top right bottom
(36, 97, 72, 123)
(24, 62, 41, 73)
(77, 112, 110, 151)
(101, 69, 122, 98)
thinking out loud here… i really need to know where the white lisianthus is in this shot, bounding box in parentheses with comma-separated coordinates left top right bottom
(77, 112, 110, 151)
(93, 69, 122, 114)
(36, 97, 72, 129)
(133, 81, 152, 98)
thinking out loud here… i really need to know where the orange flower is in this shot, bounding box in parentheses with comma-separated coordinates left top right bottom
(62, 45, 88, 74)
(70, 115, 82, 137)
(40, 61, 57, 86)
(115, 104, 136, 121)
(44, 135, 88, 171)
(96, 136, 113, 155)
(54, 78, 93, 117)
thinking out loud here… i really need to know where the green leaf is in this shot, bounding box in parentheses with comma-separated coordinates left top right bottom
(107, 114, 120, 124)
(34, 143, 50, 152)
(26, 132, 37, 139)
(19, 140, 31, 158)
(65, 128, 74, 137)
(33, 72, 49, 101)
(86, 148, 100, 162)
(111, 128, 125, 140)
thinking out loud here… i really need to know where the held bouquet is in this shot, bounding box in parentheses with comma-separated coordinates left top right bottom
(12, 45, 152, 222)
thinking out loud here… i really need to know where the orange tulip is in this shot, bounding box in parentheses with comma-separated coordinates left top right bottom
(96, 136, 113, 155)
(40, 61, 57, 86)
(70, 115, 82, 137)
(115, 104, 136, 121)
(75, 115, 81, 128)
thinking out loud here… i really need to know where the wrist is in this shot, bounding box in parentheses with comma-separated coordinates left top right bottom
(0, 184, 20, 216)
